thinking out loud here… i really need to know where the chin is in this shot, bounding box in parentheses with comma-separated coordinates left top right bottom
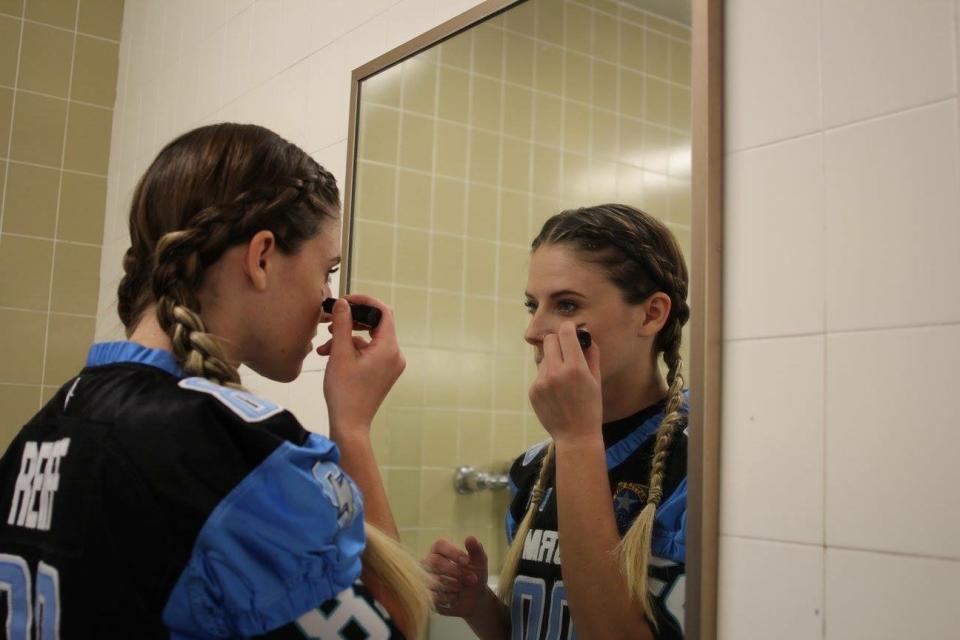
(250, 360, 302, 384)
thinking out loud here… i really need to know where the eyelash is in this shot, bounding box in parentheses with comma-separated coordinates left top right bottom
(523, 300, 578, 315)
(326, 266, 340, 282)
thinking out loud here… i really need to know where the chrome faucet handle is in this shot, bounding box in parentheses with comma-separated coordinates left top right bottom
(453, 466, 510, 494)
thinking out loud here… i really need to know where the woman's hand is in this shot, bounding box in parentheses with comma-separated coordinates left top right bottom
(528, 321, 603, 445)
(423, 537, 491, 618)
(317, 295, 404, 442)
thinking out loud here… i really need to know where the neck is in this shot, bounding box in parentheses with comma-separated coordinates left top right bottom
(127, 305, 241, 365)
(601, 360, 668, 423)
(128, 306, 174, 352)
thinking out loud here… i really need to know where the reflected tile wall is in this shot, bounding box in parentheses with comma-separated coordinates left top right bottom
(351, 0, 692, 564)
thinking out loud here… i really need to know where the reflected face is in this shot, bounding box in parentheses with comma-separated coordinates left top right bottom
(246, 220, 341, 382)
(524, 244, 648, 384)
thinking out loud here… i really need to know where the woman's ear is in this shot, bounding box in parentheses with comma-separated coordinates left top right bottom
(637, 292, 672, 337)
(243, 230, 277, 291)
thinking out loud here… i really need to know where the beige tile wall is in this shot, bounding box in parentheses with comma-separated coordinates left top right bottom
(351, 0, 691, 565)
(0, 0, 122, 452)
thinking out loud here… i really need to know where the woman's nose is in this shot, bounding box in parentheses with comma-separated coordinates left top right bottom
(524, 313, 547, 346)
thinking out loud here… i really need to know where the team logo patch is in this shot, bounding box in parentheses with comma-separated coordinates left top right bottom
(613, 481, 648, 535)
(315, 465, 357, 529)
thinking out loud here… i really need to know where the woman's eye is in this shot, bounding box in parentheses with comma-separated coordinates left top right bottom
(523, 300, 537, 314)
(556, 300, 578, 314)
(326, 266, 340, 282)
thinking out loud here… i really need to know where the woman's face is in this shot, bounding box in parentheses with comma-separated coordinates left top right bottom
(524, 244, 651, 386)
(244, 220, 341, 382)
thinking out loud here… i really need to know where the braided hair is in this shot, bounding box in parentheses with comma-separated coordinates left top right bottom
(118, 123, 431, 636)
(118, 123, 340, 384)
(498, 204, 689, 627)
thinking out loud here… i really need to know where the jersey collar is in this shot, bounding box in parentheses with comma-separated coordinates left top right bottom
(86, 341, 186, 378)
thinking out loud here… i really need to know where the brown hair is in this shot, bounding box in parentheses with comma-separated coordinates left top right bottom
(120, 123, 431, 635)
(499, 204, 689, 626)
(118, 123, 339, 384)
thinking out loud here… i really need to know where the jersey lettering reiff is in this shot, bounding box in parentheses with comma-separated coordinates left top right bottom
(505, 398, 688, 640)
(0, 342, 403, 639)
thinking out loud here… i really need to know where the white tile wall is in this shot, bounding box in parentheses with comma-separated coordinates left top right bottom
(821, 0, 956, 128)
(724, 134, 824, 339)
(825, 324, 960, 559)
(824, 547, 960, 640)
(717, 536, 824, 640)
(725, 0, 821, 152)
(824, 101, 960, 332)
(720, 336, 824, 545)
(725, 0, 960, 635)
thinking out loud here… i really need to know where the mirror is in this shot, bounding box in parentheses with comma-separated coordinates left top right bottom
(342, 0, 721, 637)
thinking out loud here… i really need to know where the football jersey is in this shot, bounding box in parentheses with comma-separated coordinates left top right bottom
(505, 397, 688, 640)
(0, 341, 404, 639)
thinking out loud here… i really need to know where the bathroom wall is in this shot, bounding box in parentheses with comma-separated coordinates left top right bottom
(95, 0, 960, 636)
(350, 0, 691, 567)
(0, 0, 122, 451)
(719, 1, 960, 637)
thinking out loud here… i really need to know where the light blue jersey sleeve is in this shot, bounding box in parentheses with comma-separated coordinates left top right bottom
(162, 434, 366, 639)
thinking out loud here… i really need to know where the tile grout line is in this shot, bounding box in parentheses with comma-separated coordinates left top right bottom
(729, 95, 960, 156)
(0, 3, 27, 238)
(2, 232, 105, 248)
(817, 0, 828, 637)
(454, 26, 479, 514)
(424, 47, 443, 475)
(0, 13, 121, 43)
(0, 157, 109, 178)
(0, 86, 116, 111)
(39, 1, 82, 391)
(357, 154, 690, 200)
(489, 16, 511, 478)
(0, 4, 42, 411)
(725, 318, 960, 343)
(0, 305, 96, 318)
(724, 532, 960, 565)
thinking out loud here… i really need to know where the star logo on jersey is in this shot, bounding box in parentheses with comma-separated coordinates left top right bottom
(315, 465, 357, 529)
(613, 481, 648, 535)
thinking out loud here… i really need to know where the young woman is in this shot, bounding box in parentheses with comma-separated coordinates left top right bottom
(0, 124, 430, 639)
(424, 204, 689, 639)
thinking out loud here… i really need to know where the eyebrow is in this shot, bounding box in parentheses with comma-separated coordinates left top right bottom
(523, 289, 586, 300)
(329, 256, 342, 265)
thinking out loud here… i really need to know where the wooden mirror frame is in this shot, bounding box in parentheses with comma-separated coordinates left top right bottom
(340, 1, 723, 636)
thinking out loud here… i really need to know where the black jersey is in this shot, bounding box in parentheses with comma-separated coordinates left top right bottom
(505, 398, 688, 640)
(0, 342, 403, 639)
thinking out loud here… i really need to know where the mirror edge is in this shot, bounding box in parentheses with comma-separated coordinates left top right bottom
(687, 0, 723, 638)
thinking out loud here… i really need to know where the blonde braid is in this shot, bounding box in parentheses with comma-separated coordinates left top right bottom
(498, 442, 555, 605)
(363, 525, 434, 638)
(616, 320, 686, 626)
(152, 224, 243, 385)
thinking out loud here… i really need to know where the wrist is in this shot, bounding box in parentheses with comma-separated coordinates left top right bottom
(330, 427, 373, 449)
(465, 585, 506, 625)
(553, 432, 605, 454)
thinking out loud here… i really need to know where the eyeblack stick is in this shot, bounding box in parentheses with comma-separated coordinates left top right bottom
(321, 298, 382, 330)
